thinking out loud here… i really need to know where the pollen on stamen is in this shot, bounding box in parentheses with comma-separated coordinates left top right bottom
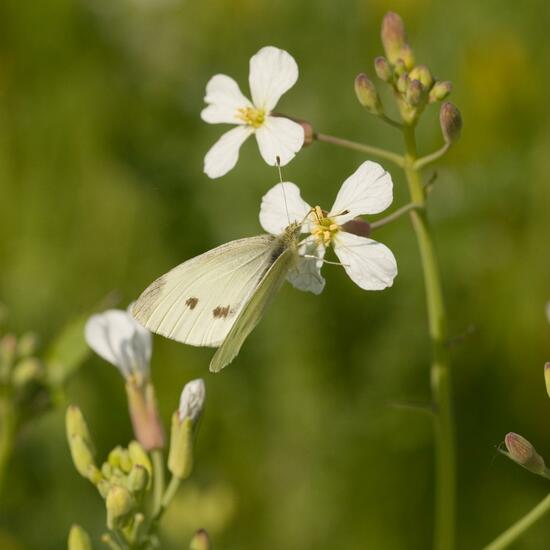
(236, 107, 266, 128)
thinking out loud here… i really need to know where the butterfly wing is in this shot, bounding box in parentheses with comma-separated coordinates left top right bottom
(209, 239, 298, 373)
(132, 236, 277, 347)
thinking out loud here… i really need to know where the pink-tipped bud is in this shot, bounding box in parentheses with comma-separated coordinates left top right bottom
(544, 362, 550, 399)
(190, 529, 211, 550)
(396, 73, 409, 94)
(504, 432, 546, 475)
(381, 12, 407, 64)
(440, 102, 462, 144)
(354, 73, 383, 115)
(429, 81, 452, 103)
(406, 80, 425, 106)
(374, 56, 392, 82)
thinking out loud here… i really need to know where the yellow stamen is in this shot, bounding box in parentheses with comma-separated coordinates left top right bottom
(236, 107, 266, 128)
(310, 205, 340, 246)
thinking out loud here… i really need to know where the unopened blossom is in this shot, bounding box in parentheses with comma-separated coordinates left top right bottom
(178, 378, 206, 424)
(259, 160, 397, 293)
(85, 307, 152, 383)
(201, 46, 305, 178)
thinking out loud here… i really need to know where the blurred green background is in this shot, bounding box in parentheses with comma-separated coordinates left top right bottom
(1, 0, 550, 548)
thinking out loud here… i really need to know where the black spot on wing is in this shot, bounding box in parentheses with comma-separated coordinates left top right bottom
(213, 305, 231, 319)
(186, 297, 199, 310)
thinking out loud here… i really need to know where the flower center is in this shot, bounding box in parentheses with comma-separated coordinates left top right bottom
(236, 106, 266, 128)
(310, 205, 340, 246)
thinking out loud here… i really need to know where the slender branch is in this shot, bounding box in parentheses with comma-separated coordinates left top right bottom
(314, 132, 405, 167)
(379, 113, 403, 130)
(483, 494, 550, 550)
(402, 124, 456, 550)
(150, 449, 165, 518)
(157, 476, 181, 521)
(370, 203, 420, 230)
(414, 143, 451, 171)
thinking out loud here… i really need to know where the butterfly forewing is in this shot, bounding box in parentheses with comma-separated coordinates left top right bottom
(132, 235, 277, 347)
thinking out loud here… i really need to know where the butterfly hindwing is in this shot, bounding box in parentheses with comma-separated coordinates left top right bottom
(132, 235, 277, 347)
(209, 242, 297, 372)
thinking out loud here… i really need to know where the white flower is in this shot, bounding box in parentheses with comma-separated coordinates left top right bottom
(178, 379, 206, 423)
(259, 160, 398, 292)
(201, 46, 305, 179)
(85, 307, 152, 382)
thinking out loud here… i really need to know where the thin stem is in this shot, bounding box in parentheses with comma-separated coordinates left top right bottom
(0, 392, 16, 497)
(370, 203, 420, 230)
(379, 113, 403, 130)
(150, 449, 165, 518)
(414, 143, 451, 171)
(483, 494, 550, 550)
(403, 124, 455, 550)
(157, 476, 181, 521)
(314, 132, 404, 167)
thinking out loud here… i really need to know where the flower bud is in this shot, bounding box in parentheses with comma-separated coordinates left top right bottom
(397, 44, 415, 71)
(190, 529, 211, 550)
(544, 362, 550, 399)
(66, 406, 96, 479)
(128, 441, 152, 481)
(127, 464, 149, 495)
(381, 12, 407, 64)
(409, 65, 433, 89)
(106, 485, 134, 529)
(393, 59, 407, 77)
(429, 81, 452, 103)
(406, 80, 425, 106)
(440, 102, 462, 144)
(504, 432, 546, 475)
(396, 73, 409, 94)
(178, 379, 206, 425)
(68, 524, 92, 550)
(374, 56, 392, 82)
(126, 381, 165, 451)
(354, 73, 383, 115)
(11, 357, 42, 388)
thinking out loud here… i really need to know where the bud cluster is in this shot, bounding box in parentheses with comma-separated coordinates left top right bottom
(353, 11, 462, 144)
(66, 406, 152, 531)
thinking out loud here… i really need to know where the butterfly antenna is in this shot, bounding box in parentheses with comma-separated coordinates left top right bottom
(276, 156, 291, 225)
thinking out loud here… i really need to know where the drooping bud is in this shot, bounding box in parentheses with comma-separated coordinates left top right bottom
(106, 485, 134, 529)
(168, 379, 206, 480)
(374, 56, 392, 82)
(409, 65, 433, 89)
(544, 363, 550, 399)
(429, 81, 452, 103)
(440, 102, 462, 144)
(381, 12, 407, 64)
(190, 529, 211, 550)
(354, 74, 383, 115)
(126, 381, 165, 451)
(504, 432, 546, 475)
(66, 406, 96, 479)
(68, 524, 92, 550)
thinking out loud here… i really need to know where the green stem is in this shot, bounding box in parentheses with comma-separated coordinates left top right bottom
(0, 392, 16, 497)
(314, 132, 404, 167)
(403, 124, 455, 550)
(150, 449, 165, 518)
(483, 494, 550, 550)
(157, 476, 181, 522)
(370, 203, 420, 230)
(414, 143, 451, 171)
(379, 114, 403, 130)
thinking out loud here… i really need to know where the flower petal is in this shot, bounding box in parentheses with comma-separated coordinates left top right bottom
(201, 74, 252, 125)
(249, 46, 299, 111)
(330, 161, 393, 223)
(333, 231, 397, 290)
(259, 182, 312, 235)
(85, 309, 152, 379)
(204, 125, 254, 179)
(287, 238, 326, 294)
(255, 116, 304, 166)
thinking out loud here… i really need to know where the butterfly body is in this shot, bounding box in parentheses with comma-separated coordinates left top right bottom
(132, 222, 302, 372)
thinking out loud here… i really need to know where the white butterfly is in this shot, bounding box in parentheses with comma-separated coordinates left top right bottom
(131, 221, 311, 373)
